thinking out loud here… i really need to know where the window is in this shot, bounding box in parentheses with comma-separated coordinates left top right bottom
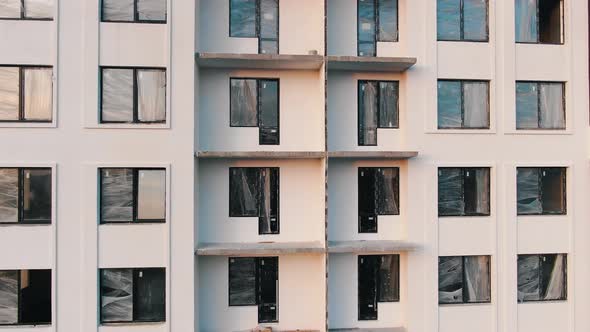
(517, 167, 566, 215)
(230, 78, 279, 145)
(100, 67, 166, 124)
(100, 168, 166, 223)
(438, 80, 489, 129)
(437, 0, 488, 42)
(0, 269, 51, 326)
(438, 255, 491, 304)
(358, 255, 400, 320)
(438, 167, 490, 217)
(358, 80, 399, 146)
(358, 167, 399, 233)
(229, 0, 278, 54)
(101, 0, 167, 23)
(518, 254, 566, 302)
(515, 0, 563, 44)
(357, 0, 398, 56)
(0, 66, 52, 122)
(0, 168, 51, 224)
(229, 167, 279, 235)
(100, 268, 165, 323)
(0, 0, 53, 20)
(229, 257, 278, 323)
(516, 82, 565, 129)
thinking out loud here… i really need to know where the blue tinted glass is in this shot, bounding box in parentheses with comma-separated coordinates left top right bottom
(378, 0, 398, 42)
(358, 0, 376, 56)
(516, 82, 539, 129)
(259, 0, 278, 54)
(437, 81, 462, 128)
(437, 0, 461, 40)
(463, 0, 488, 41)
(230, 0, 256, 38)
(515, 0, 538, 43)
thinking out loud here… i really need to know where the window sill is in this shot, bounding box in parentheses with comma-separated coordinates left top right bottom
(0, 324, 51, 328)
(329, 328, 404, 332)
(0, 122, 56, 128)
(0, 223, 52, 227)
(426, 128, 496, 135)
(504, 129, 572, 136)
(84, 123, 170, 130)
(100, 321, 165, 327)
(439, 302, 492, 307)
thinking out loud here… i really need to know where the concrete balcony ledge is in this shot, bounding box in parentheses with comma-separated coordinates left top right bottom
(196, 151, 326, 159)
(329, 328, 405, 332)
(196, 241, 325, 256)
(196, 52, 325, 70)
(328, 240, 419, 254)
(327, 151, 418, 160)
(326, 55, 416, 72)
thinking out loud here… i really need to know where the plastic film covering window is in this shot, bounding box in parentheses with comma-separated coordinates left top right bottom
(469, 168, 490, 215)
(23, 68, 52, 121)
(464, 256, 490, 302)
(359, 82, 378, 145)
(102, 68, 134, 122)
(137, 69, 166, 123)
(517, 168, 542, 215)
(378, 255, 399, 302)
(259, 0, 278, 54)
(437, 81, 462, 128)
(376, 168, 399, 215)
(0, 271, 18, 324)
(101, 269, 133, 322)
(379, 82, 398, 128)
(0, 67, 18, 120)
(463, 0, 487, 41)
(137, 170, 166, 220)
(230, 79, 258, 127)
(101, 168, 134, 222)
(0, 1, 20, 19)
(516, 82, 539, 129)
(438, 168, 464, 216)
(229, 168, 259, 217)
(258, 168, 276, 234)
(229, 257, 257, 305)
(358, 0, 376, 56)
(463, 81, 489, 128)
(135, 269, 165, 321)
(518, 254, 567, 302)
(102, 0, 134, 21)
(230, 0, 256, 37)
(517, 254, 541, 301)
(515, 0, 538, 42)
(437, 0, 460, 40)
(0, 168, 18, 223)
(438, 256, 463, 304)
(23, 0, 53, 19)
(377, 0, 397, 41)
(137, 0, 166, 21)
(539, 83, 565, 129)
(22, 168, 51, 223)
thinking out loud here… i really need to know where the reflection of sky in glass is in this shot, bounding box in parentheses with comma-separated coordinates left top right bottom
(515, 0, 538, 43)
(463, 0, 487, 40)
(516, 82, 539, 129)
(437, 81, 462, 128)
(378, 0, 398, 41)
(437, 0, 460, 40)
(230, 0, 256, 37)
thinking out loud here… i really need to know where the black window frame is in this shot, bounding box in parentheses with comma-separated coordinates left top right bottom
(437, 0, 490, 42)
(517, 253, 567, 302)
(357, 255, 400, 321)
(438, 167, 491, 217)
(0, 167, 52, 225)
(99, 267, 166, 324)
(100, 0, 167, 24)
(516, 167, 567, 216)
(438, 255, 492, 305)
(0, 0, 54, 21)
(515, 0, 564, 45)
(515, 81, 566, 130)
(0, 65, 53, 123)
(99, 168, 167, 224)
(358, 167, 400, 234)
(356, 0, 400, 57)
(0, 269, 52, 326)
(99, 66, 167, 124)
(437, 79, 491, 130)
(357, 80, 400, 147)
(228, 0, 280, 54)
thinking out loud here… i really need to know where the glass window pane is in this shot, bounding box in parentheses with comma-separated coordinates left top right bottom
(463, 0, 488, 41)
(101, 169, 134, 222)
(438, 256, 463, 304)
(137, 69, 166, 123)
(378, 0, 397, 42)
(102, 0, 134, 21)
(463, 256, 490, 303)
(230, 79, 258, 127)
(0, 0, 21, 18)
(518, 255, 541, 301)
(515, 0, 538, 43)
(539, 83, 565, 129)
(376, 168, 399, 215)
(137, 0, 166, 22)
(516, 82, 540, 129)
(0, 67, 19, 121)
(229, 257, 257, 305)
(438, 168, 464, 216)
(137, 170, 166, 220)
(229, 168, 260, 217)
(22, 168, 51, 224)
(358, 255, 378, 320)
(540, 254, 566, 300)
(101, 269, 133, 323)
(19, 270, 51, 324)
(230, 0, 257, 37)
(437, 81, 462, 128)
(259, 0, 278, 54)
(378, 255, 399, 302)
(258, 80, 278, 128)
(135, 269, 165, 321)
(259, 40, 278, 55)
(379, 82, 398, 128)
(0, 271, 18, 324)
(517, 168, 542, 215)
(540, 167, 565, 214)
(23, 0, 53, 19)
(101, 68, 134, 123)
(358, 168, 377, 233)
(23, 68, 52, 121)
(359, 82, 378, 145)
(0, 169, 18, 223)
(437, 0, 461, 40)
(538, 0, 562, 44)
(463, 81, 489, 128)
(463, 168, 490, 215)
(358, 0, 376, 56)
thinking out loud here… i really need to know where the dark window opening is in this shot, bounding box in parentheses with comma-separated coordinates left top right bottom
(0, 269, 52, 326)
(515, 0, 563, 44)
(230, 78, 280, 145)
(358, 80, 399, 146)
(437, 0, 488, 42)
(0, 0, 53, 20)
(0, 66, 53, 123)
(516, 81, 565, 130)
(517, 167, 566, 215)
(229, 257, 278, 323)
(101, 0, 167, 23)
(229, 167, 279, 235)
(0, 168, 52, 224)
(100, 168, 166, 224)
(357, 0, 399, 56)
(229, 0, 279, 54)
(438, 167, 490, 217)
(358, 255, 400, 321)
(518, 253, 567, 302)
(358, 167, 399, 233)
(438, 255, 491, 304)
(438, 79, 490, 129)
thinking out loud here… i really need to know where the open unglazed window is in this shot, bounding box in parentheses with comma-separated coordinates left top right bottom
(0, 269, 52, 326)
(100, 168, 166, 224)
(100, 67, 166, 124)
(358, 255, 400, 320)
(517, 167, 566, 215)
(100, 268, 166, 323)
(437, 0, 488, 42)
(438, 255, 491, 304)
(516, 82, 565, 130)
(229, 167, 279, 235)
(230, 78, 279, 145)
(357, 0, 398, 56)
(438, 80, 490, 129)
(438, 167, 490, 217)
(515, 0, 563, 44)
(229, 0, 278, 54)
(0, 168, 52, 224)
(0, 66, 53, 122)
(229, 257, 278, 323)
(358, 167, 399, 233)
(0, 0, 53, 20)
(358, 80, 399, 146)
(101, 0, 167, 23)
(517, 253, 566, 302)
